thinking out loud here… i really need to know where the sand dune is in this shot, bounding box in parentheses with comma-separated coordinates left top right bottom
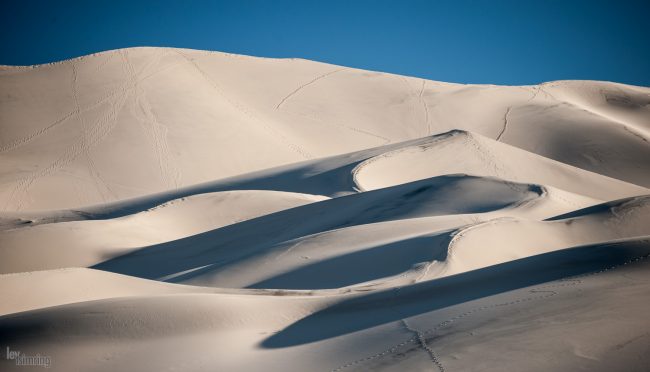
(1, 47, 649, 371)
(0, 190, 327, 273)
(2, 48, 649, 210)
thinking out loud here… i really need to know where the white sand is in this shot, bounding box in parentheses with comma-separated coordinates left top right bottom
(1, 47, 649, 371)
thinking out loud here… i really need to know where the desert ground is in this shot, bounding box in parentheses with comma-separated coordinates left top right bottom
(1, 47, 649, 371)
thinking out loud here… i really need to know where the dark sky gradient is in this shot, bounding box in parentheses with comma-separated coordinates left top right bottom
(1, 0, 648, 86)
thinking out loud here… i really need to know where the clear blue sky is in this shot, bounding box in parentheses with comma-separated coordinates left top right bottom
(1, 0, 648, 86)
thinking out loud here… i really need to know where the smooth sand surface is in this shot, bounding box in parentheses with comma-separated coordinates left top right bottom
(1, 47, 649, 371)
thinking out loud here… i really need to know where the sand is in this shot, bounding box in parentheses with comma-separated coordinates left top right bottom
(1, 47, 649, 371)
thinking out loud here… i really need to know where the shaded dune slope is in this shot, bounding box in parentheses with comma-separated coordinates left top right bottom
(1, 47, 649, 372)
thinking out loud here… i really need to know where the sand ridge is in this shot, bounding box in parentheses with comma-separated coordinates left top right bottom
(1, 47, 649, 371)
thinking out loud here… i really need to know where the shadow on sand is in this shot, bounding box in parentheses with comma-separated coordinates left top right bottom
(260, 238, 650, 348)
(92, 175, 525, 282)
(248, 233, 450, 290)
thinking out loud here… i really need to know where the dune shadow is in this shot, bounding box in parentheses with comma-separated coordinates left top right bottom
(260, 238, 650, 348)
(92, 175, 522, 282)
(248, 233, 451, 290)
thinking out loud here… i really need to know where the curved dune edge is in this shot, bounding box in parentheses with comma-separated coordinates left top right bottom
(1, 47, 649, 212)
(351, 130, 647, 200)
(0, 190, 329, 274)
(1, 47, 650, 372)
(1, 237, 649, 372)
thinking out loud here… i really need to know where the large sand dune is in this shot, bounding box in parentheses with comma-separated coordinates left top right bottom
(1, 47, 649, 371)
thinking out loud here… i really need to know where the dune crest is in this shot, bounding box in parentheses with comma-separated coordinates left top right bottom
(1, 48, 649, 372)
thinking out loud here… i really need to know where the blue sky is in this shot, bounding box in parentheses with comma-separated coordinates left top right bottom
(1, 0, 648, 86)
